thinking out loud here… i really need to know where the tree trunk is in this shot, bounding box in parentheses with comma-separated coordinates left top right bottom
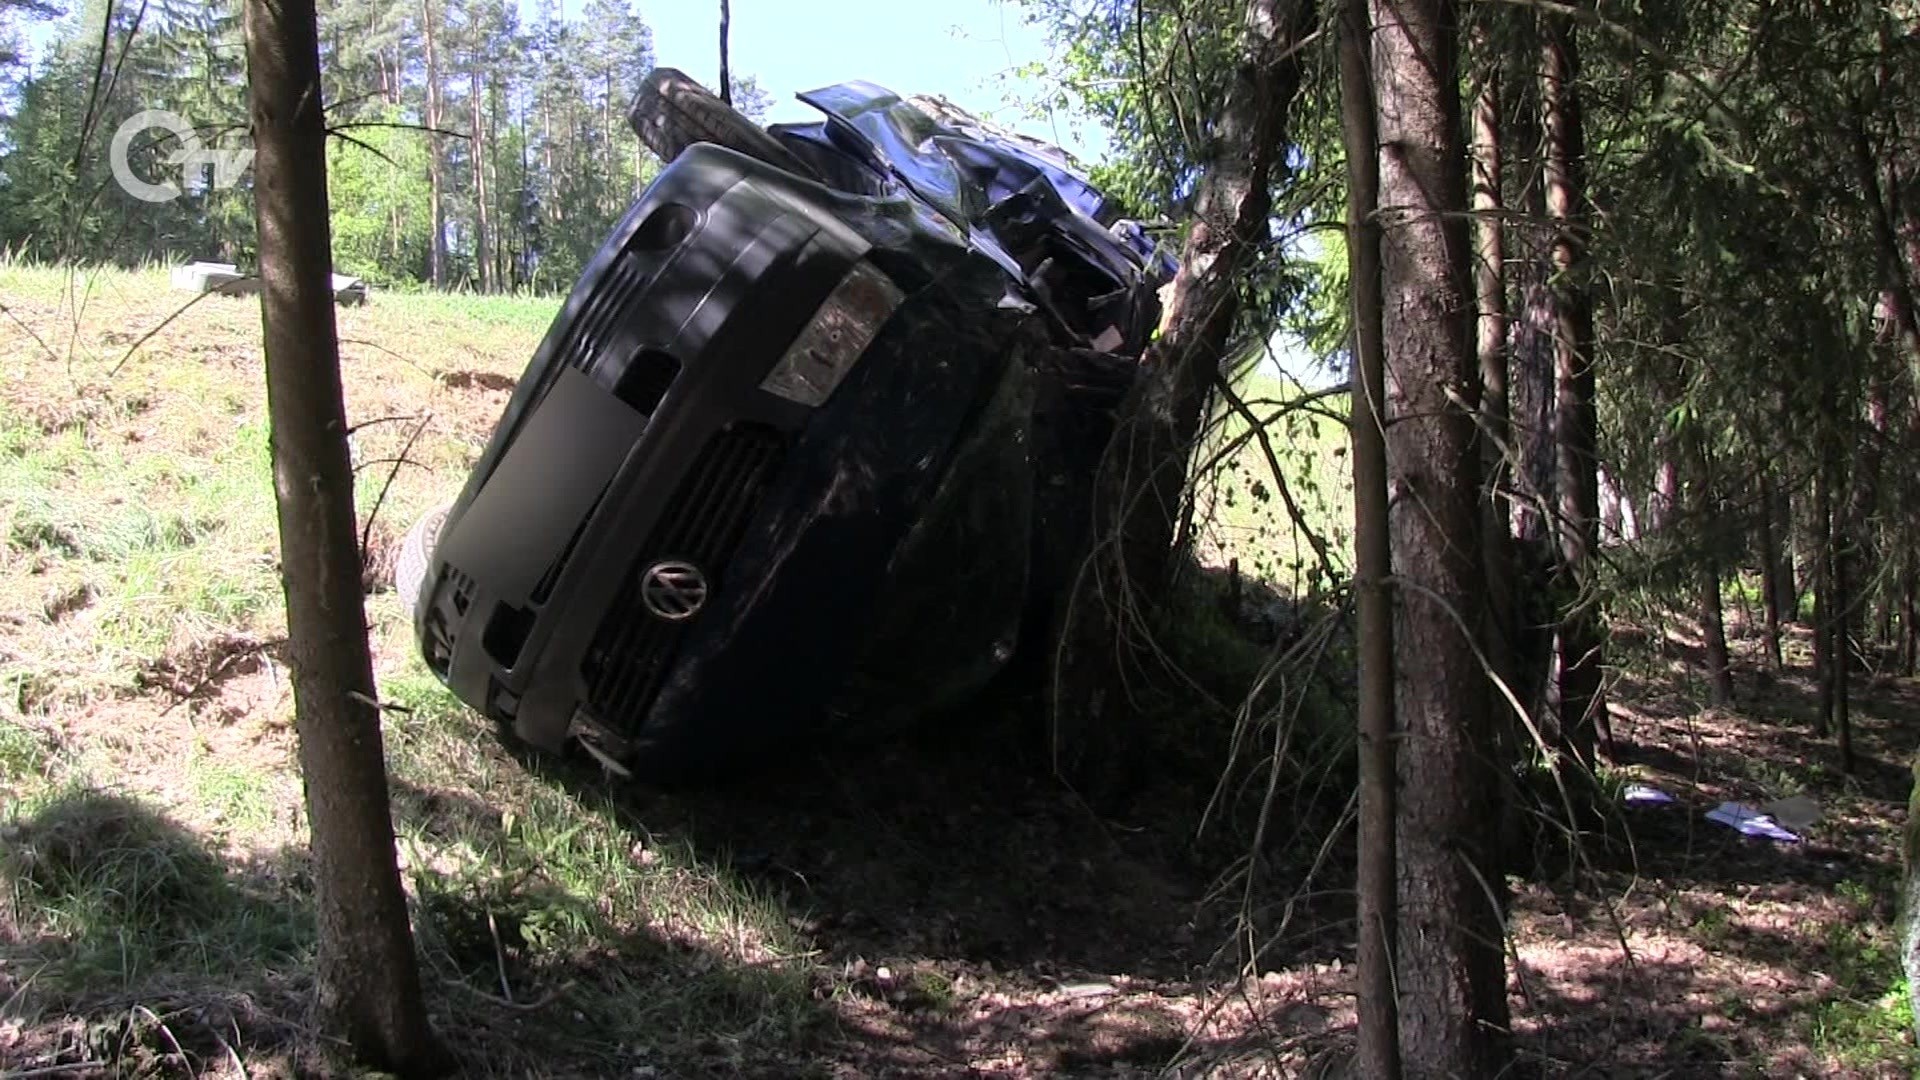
(719, 0, 732, 106)
(1772, 480, 1799, 623)
(1691, 438, 1733, 705)
(1842, 369, 1890, 671)
(1342, 0, 1395, 1073)
(1814, 400, 1837, 737)
(489, 79, 503, 291)
(1757, 467, 1785, 670)
(422, 0, 446, 289)
(1471, 22, 1518, 718)
(1052, 0, 1314, 788)
(603, 69, 614, 216)
(1835, 486, 1855, 773)
(1648, 454, 1680, 534)
(1542, 5, 1605, 769)
(1700, 555, 1733, 705)
(1901, 550, 1917, 678)
(242, 0, 446, 1071)
(470, 63, 490, 293)
(1370, 0, 1511, 1073)
(1831, 391, 1856, 773)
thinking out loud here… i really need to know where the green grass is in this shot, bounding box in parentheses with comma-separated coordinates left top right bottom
(376, 663, 822, 1069)
(0, 263, 817, 1074)
(0, 714, 50, 786)
(375, 288, 564, 336)
(1196, 365, 1352, 593)
(1805, 895, 1915, 1071)
(1, 786, 313, 1002)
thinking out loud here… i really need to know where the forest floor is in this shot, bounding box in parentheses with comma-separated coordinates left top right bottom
(1, 265, 1914, 1077)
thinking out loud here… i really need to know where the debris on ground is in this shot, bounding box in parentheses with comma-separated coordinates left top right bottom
(1705, 800, 1802, 842)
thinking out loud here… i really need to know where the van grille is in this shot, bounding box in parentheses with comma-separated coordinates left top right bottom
(581, 425, 786, 734)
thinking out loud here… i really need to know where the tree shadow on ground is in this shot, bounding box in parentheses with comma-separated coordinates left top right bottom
(463, 674, 1356, 1075)
(0, 788, 911, 1077)
(0, 790, 313, 1076)
(402, 717, 1305, 1079)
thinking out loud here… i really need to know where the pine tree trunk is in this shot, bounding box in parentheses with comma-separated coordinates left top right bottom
(1542, 6, 1604, 769)
(719, 0, 732, 106)
(242, 0, 446, 1070)
(1835, 492, 1855, 773)
(489, 80, 503, 290)
(603, 70, 614, 216)
(1700, 555, 1733, 705)
(1814, 406, 1837, 737)
(422, 0, 446, 289)
(1757, 467, 1785, 670)
(1370, 0, 1511, 1073)
(1901, 551, 1917, 677)
(470, 63, 490, 293)
(1506, 114, 1557, 726)
(1831, 398, 1855, 772)
(1471, 23, 1518, 720)
(1648, 454, 1680, 534)
(1051, 0, 1313, 790)
(1342, 0, 1395, 1073)
(1692, 438, 1733, 705)
(1772, 480, 1799, 624)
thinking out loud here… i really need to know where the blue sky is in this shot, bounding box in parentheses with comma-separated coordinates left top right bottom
(602, 0, 1107, 163)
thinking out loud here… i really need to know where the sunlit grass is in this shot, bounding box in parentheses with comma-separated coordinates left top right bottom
(1196, 363, 1352, 593)
(1, 262, 814, 1071)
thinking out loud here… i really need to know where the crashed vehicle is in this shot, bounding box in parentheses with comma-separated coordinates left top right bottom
(400, 68, 1176, 780)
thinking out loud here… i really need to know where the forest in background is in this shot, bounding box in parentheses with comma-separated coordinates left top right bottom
(0, 0, 770, 290)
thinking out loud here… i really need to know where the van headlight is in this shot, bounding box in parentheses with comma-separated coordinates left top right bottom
(760, 261, 904, 407)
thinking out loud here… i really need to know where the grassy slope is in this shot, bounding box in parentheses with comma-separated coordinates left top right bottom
(0, 266, 818, 1076)
(0, 264, 1913, 1076)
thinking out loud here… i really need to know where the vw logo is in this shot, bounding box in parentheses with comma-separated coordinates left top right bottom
(639, 559, 709, 622)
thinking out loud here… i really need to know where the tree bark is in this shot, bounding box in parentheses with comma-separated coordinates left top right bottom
(1772, 480, 1799, 623)
(1757, 466, 1785, 670)
(1053, 0, 1314, 788)
(489, 78, 503, 290)
(1699, 554, 1733, 705)
(470, 62, 490, 293)
(1370, 0, 1511, 1073)
(1541, 6, 1605, 769)
(242, 0, 446, 1071)
(1901, 550, 1917, 678)
(1342, 0, 1396, 1073)
(1690, 437, 1733, 705)
(1814, 396, 1837, 738)
(1841, 370, 1890, 686)
(719, 0, 732, 106)
(1835, 489, 1855, 773)
(422, 0, 446, 289)
(1648, 454, 1680, 534)
(1471, 20, 1518, 719)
